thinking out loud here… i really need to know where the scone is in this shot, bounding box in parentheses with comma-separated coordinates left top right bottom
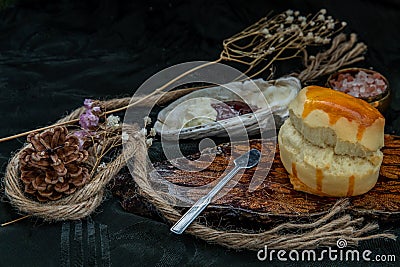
(278, 86, 385, 197)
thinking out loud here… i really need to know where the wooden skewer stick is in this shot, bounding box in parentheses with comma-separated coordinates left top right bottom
(0, 119, 80, 143)
(0, 60, 220, 144)
(1, 215, 31, 227)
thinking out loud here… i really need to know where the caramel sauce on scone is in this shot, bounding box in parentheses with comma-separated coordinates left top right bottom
(302, 86, 384, 141)
(316, 168, 323, 192)
(347, 175, 355, 196)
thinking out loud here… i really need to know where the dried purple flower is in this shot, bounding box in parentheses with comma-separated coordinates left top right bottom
(79, 99, 101, 130)
(92, 106, 101, 113)
(74, 99, 102, 149)
(73, 130, 89, 150)
(84, 99, 94, 109)
(79, 110, 99, 130)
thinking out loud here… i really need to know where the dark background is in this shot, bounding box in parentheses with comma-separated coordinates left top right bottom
(0, 0, 399, 266)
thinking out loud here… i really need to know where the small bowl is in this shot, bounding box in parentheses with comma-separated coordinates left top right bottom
(327, 68, 391, 113)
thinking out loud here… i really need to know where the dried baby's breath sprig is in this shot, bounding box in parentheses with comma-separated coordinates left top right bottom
(220, 9, 350, 79)
(146, 138, 153, 148)
(143, 116, 152, 127)
(141, 127, 156, 148)
(97, 162, 107, 172)
(121, 131, 129, 142)
(140, 128, 147, 136)
(140, 116, 156, 147)
(106, 115, 120, 128)
(149, 128, 156, 137)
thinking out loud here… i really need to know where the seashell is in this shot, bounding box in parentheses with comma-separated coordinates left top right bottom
(154, 76, 301, 140)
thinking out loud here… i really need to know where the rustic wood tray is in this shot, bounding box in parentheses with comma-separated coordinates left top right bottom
(112, 135, 400, 229)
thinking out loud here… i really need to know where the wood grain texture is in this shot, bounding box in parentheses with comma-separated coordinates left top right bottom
(113, 135, 400, 228)
(154, 135, 400, 219)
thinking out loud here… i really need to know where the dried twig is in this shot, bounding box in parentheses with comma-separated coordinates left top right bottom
(296, 33, 367, 83)
(1, 215, 30, 227)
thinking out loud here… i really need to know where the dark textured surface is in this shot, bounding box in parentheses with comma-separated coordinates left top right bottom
(0, 0, 399, 266)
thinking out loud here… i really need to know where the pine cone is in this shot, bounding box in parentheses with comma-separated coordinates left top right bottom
(19, 126, 90, 202)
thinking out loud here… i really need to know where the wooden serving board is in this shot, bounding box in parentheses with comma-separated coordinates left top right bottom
(113, 135, 400, 229)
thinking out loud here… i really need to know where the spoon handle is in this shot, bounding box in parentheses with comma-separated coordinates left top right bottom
(170, 165, 240, 234)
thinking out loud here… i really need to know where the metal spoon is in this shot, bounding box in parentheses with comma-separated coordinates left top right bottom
(170, 149, 261, 234)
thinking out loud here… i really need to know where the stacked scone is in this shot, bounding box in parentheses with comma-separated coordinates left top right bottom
(278, 86, 385, 197)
